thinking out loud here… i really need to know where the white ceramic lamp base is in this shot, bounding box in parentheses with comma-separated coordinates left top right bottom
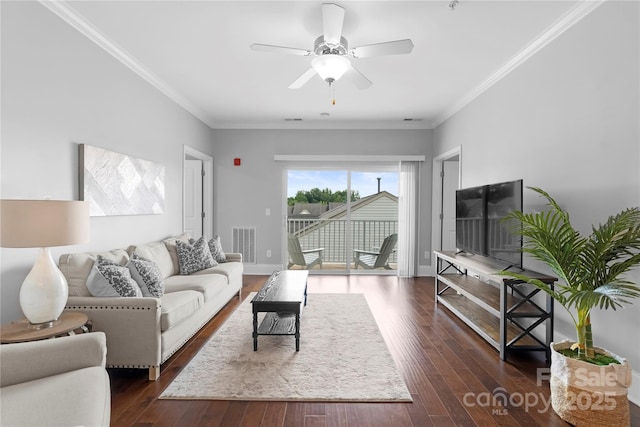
(19, 247, 69, 328)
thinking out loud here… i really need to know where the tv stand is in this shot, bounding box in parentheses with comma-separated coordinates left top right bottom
(500, 264, 525, 273)
(434, 251, 556, 361)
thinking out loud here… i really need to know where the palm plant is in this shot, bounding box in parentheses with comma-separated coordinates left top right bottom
(500, 187, 640, 362)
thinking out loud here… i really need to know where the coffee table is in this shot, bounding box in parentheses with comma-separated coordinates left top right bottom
(251, 270, 308, 351)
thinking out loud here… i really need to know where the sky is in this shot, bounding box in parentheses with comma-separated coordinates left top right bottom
(287, 170, 399, 198)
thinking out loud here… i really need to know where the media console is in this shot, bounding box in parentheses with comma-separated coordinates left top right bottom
(434, 250, 556, 361)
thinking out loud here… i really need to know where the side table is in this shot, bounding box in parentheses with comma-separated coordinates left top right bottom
(0, 311, 91, 344)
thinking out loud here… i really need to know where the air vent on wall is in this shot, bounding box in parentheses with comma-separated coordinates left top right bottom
(232, 227, 257, 264)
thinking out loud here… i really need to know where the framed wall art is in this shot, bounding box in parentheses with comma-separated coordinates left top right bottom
(79, 144, 165, 216)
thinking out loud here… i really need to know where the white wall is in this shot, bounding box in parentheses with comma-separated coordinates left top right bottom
(0, 2, 216, 322)
(209, 129, 433, 273)
(433, 1, 640, 388)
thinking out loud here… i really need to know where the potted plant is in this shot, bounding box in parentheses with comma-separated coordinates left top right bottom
(499, 187, 640, 426)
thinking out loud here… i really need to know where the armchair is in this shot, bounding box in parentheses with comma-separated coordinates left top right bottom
(0, 332, 110, 426)
(354, 233, 398, 270)
(288, 233, 324, 270)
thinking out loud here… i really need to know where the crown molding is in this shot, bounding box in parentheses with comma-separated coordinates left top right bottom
(38, 0, 217, 129)
(431, 0, 606, 129)
(38, 0, 604, 132)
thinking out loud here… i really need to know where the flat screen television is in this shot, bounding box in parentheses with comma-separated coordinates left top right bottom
(455, 185, 487, 256)
(486, 179, 523, 268)
(455, 179, 523, 269)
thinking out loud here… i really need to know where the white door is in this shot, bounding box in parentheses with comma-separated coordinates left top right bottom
(184, 159, 203, 239)
(441, 159, 459, 251)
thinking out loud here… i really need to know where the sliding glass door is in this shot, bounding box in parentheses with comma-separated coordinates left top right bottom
(286, 167, 398, 274)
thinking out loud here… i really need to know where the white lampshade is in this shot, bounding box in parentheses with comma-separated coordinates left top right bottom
(311, 54, 350, 82)
(1, 200, 90, 327)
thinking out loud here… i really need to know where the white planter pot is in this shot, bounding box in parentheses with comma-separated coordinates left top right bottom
(550, 340, 632, 426)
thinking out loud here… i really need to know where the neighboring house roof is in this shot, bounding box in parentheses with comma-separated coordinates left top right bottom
(290, 203, 335, 217)
(319, 191, 398, 220)
(291, 191, 398, 236)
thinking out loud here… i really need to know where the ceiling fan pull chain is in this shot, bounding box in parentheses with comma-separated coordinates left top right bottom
(331, 81, 336, 105)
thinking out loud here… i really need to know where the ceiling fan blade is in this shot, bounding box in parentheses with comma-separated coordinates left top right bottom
(288, 68, 318, 89)
(322, 3, 345, 46)
(350, 39, 414, 58)
(250, 43, 311, 56)
(346, 65, 372, 90)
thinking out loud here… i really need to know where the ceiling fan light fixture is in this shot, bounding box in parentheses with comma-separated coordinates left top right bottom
(311, 54, 350, 83)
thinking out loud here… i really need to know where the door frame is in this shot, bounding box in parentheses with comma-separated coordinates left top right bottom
(183, 146, 213, 239)
(430, 146, 462, 275)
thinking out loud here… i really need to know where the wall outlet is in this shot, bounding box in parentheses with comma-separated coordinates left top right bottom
(266, 249, 272, 258)
(265, 208, 271, 216)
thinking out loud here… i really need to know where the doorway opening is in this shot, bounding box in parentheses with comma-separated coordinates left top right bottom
(431, 146, 461, 271)
(183, 146, 213, 240)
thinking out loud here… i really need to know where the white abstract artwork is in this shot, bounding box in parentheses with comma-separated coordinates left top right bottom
(80, 144, 165, 216)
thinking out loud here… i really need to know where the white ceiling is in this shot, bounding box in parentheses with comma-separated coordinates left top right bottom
(43, 1, 599, 130)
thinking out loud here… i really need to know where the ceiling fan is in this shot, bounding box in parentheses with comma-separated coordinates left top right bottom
(250, 3, 413, 92)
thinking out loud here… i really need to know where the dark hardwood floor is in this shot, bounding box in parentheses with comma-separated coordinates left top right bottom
(110, 275, 640, 426)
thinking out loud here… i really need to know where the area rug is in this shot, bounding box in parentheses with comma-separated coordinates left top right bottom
(160, 293, 412, 402)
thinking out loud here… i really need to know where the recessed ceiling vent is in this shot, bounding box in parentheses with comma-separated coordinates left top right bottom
(284, 118, 304, 121)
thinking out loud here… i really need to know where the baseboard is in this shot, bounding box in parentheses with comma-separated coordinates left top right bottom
(242, 264, 284, 275)
(244, 263, 433, 277)
(246, 264, 436, 277)
(417, 265, 433, 277)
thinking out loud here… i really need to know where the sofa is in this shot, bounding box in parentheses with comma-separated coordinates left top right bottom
(0, 332, 110, 427)
(58, 234, 243, 380)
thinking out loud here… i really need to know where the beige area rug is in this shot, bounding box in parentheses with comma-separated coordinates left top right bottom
(160, 293, 412, 402)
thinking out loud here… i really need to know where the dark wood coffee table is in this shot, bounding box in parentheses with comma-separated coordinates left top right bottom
(251, 270, 308, 351)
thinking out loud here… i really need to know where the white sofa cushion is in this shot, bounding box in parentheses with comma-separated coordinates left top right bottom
(193, 262, 243, 287)
(163, 273, 228, 302)
(160, 290, 203, 332)
(128, 240, 175, 279)
(59, 249, 129, 297)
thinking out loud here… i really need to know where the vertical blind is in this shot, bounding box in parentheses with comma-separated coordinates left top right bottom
(398, 161, 420, 277)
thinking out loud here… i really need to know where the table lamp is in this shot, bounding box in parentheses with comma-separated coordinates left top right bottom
(0, 200, 89, 329)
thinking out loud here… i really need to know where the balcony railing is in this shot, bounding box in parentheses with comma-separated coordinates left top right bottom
(288, 218, 398, 265)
